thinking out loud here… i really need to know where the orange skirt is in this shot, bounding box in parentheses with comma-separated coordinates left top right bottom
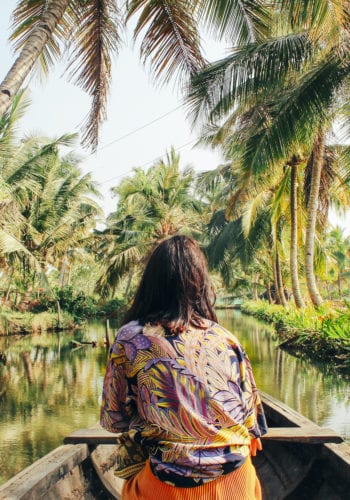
(122, 457, 261, 500)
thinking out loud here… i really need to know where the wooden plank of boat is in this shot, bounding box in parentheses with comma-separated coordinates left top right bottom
(64, 425, 343, 445)
(90, 444, 124, 499)
(0, 444, 90, 500)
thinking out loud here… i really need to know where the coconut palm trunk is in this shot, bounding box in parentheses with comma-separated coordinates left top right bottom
(272, 256, 281, 304)
(251, 272, 259, 300)
(59, 254, 68, 289)
(266, 281, 273, 304)
(275, 250, 288, 307)
(0, 0, 70, 116)
(337, 271, 342, 296)
(290, 160, 305, 308)
(305, 133, 325, 307)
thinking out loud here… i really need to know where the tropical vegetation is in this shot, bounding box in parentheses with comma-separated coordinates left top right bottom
(242, 300, 350, 372)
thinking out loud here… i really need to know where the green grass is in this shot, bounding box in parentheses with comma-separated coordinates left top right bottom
(0, 309, 75, 336)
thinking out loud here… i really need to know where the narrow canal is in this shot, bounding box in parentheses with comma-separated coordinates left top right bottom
(0, 310, 349, 485)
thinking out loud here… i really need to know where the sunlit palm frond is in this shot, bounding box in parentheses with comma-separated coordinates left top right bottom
(270, 167, 290, 225)
(66, 0, 121, 150)
(126, 0, 205, 86)
(241, 190, 271, 237)
(196, 163, 233, 189)
(240, 51, 349, 177)
(275, 0, 348, 39)
(0, 229, 36, 259)
(0, 90, 31, 155)
(95, 244, 142, 297)
(188, 32, 313, 123)
(199, 0, 271, 44)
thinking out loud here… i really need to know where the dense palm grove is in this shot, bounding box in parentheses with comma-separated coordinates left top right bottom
(0, 1, 350, 364)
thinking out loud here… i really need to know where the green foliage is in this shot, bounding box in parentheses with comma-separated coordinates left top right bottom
(242, 299, 350, 372)
(241, 300, 347, 332)
(54, 287, 98, 320)
(97, 298, 127, 318)
(320, 301, 350, 341)
(96, 148, 204, 297)
(31, 287, 99, 321)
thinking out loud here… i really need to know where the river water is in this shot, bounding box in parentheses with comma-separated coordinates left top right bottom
(0, 310, 349, 485)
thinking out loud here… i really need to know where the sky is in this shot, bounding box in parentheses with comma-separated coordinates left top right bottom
(0, 1, 349, 231)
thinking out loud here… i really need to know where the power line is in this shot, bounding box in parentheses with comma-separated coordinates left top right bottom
(99, 137, 198, 186)
(94, 104, 183, 153)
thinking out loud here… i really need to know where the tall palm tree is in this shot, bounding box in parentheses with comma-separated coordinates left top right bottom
(289, 156, 305, 308)
(0, 1, 270, 148)
(195, 164, 275, 300)
(325, 227, 350, 296)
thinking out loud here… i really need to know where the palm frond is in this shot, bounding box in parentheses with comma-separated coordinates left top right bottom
(126, 0, 205, 86)
(199, 0, 271, 44)
(0, 89, 31, 156)
(206, 215, 242, 267)
(95, 244, 142, 297)
(0, 229, 35, 258)
(275, 0, 348, 38)
(66, 0, 121, 150)
(241, 190, 270, 237)
(240, 51, 349, 177)
(188, 32, 314, 123)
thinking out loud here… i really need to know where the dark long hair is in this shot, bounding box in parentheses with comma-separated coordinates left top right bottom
(123, 235, 217, 332)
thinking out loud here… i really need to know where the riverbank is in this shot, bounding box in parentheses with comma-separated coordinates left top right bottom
(241, 301, 350, 375)
(0, 309, 76, 336)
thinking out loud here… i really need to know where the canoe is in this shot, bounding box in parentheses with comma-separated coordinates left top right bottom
(1, 392, 349, 500)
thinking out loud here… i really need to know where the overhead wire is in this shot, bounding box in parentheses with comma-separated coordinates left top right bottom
(99, 137, 198, 186)
(95, 104, 183, 153)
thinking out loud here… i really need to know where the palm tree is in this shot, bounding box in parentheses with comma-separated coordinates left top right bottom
(96, 148, 203, 297)
(0, 129, 102, 299)
(195, 164, 275, 300)
(0, 1, 270, 148)
(288, 156, 305, 308)
(325, 227, 350, 296)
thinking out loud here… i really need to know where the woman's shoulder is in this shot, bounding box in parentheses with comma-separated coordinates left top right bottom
(114, 320, 144, 341)
(204, 319, 233, 336)
(205, 320, 246, 351)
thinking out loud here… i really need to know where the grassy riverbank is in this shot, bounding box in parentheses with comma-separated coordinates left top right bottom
(0, 309, 76, 336)
(241, 301, 350, 374)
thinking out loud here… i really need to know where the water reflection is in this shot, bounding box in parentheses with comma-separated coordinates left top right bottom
(0, 320, 119, 484)
(0, 312, 349, 485)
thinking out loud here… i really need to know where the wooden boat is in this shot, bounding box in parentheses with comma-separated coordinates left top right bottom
(1, 392, 349, 500)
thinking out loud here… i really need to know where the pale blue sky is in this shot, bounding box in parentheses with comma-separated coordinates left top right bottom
(0, 2, 349, 231)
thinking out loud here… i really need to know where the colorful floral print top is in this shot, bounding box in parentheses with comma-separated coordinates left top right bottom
(100, 319, 267, 487)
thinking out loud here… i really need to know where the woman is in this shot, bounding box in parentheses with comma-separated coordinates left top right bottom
(100, 235, 267, 499)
